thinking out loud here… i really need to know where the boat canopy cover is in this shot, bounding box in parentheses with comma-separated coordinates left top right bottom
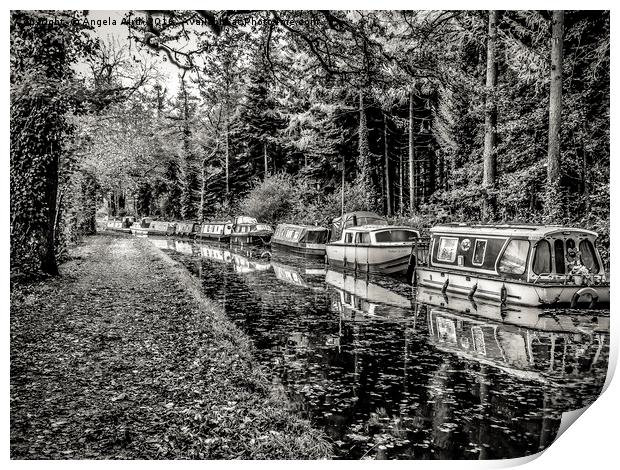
(330, 211, 388, 241)
(430, 224, 598, 240)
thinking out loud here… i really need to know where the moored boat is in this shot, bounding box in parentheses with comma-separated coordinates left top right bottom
(107, 215, 135, 233)
(329, 211, 388, 242)
(325, 225, 423, 277)
(176, 221, 199, 238)
(271, 223, 330, 258)
(416, 224, 610, 308)
(230, 216, 273, 245)
(130, 217, 153, 235)
(130, 218, 176, 236)
(196, 220, 233, 242)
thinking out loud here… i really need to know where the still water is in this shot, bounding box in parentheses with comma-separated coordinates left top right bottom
(150, 237, 610, 460)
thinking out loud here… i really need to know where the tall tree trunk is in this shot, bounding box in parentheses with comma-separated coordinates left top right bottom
(341, 153, 345, 216)
(263, 141, 268, 179)
(399, 149, 404, 216)
(225, 120, 230, 196)
(545, 10, 564, 222)
(41, 150, 60, 275)
(358, 89, 372, 210)
(180, 78, 193, 220)
(408, 90, 416, 214)
(482, 10, 498, 222)
(384, 112, 392, 216)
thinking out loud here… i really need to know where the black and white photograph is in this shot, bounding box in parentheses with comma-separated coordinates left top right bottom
(8, 5, 614, 462)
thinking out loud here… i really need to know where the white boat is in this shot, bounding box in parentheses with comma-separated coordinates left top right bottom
(329, 211, 388, 242)
(230, 216, 273, 245)
(416, 224, 610, 308)
(107, 215, 135, 233)
(325, 225, 422, 276)
(196, 220, 234, 242)
(131, 219, 176, 236)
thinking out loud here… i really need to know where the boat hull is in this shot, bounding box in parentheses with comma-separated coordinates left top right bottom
(325, 244, 413, 275)
(416, 266, 610, 307)
(230, 233, 272, 245)
(271, 241, 326, 258)
(196, 233, 230, 242)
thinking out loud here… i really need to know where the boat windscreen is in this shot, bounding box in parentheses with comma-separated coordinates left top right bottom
(304, 230, 328, 244)
(374, 229, 418, 243)
(579, 239, 601, 273)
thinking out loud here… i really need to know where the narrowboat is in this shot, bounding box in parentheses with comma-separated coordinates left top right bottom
(230, 216, 273, 245)
(197, 220, 234, 242)
(175, 221, 199, 238)
(427, 306, 608, 383)
(329, 211, 388, 242)
(130, 217, 153, 235)
(271, 223, 330, 258)
(416, 224, 610, 308)
(326, 270, 413, 320)
(131, 219, 176, 236)
(107, 215, 135, 233)
(325, 225, 423, 276)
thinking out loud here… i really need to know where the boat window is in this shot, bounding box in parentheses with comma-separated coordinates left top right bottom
(554, 239, 566, 274)
(532, 240, 552, 275)
(361, 232, 371, 244)
(345, 232, 353, 244)
(579, 239, 600, 273)
(354, 232, 369, 244)
(472, 239, 487, 266)
(498, 239, 529, 275)
(375, 230, 418, 243)
(437, 237, 458, 262)
(305, 230, 327, 244)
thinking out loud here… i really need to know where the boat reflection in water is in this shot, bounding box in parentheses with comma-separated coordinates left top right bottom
(196, 241, 271, 274)
(149, 238, 610, 460)
(271, 260, 326, 290)
(419, 286, 609, 383)
(147, 237, 177, 251)
(326, 269, 413, 321)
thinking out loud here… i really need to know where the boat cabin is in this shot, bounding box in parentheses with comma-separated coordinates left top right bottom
(338, 225, 421, 246)
(273, 224, 329, 245)
(428, 224, 606, 284)
(175, 221, 198, 237)
(233, 216, 272, 234)
(200, 221, 233, 237)
(329, 211, 388, 242)
(272, 223, 330, 256)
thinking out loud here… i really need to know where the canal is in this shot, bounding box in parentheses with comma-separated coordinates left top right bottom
(150, 237, 610, 460)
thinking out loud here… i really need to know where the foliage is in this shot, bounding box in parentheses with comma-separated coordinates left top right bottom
(11, 10, 611, 273)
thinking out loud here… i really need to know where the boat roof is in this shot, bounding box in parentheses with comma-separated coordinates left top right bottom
(276, 223, 328, 231)
(203, 220, 232, 224)
(332, 211, 387, 221)
(344, 224, 419, 232)
(430, 223, 598, 239)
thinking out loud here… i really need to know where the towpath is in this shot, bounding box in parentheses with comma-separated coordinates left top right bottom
(10, 233, 330, 459)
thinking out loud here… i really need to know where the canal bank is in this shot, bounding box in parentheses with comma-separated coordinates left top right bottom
(10, 233, 332, 459)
